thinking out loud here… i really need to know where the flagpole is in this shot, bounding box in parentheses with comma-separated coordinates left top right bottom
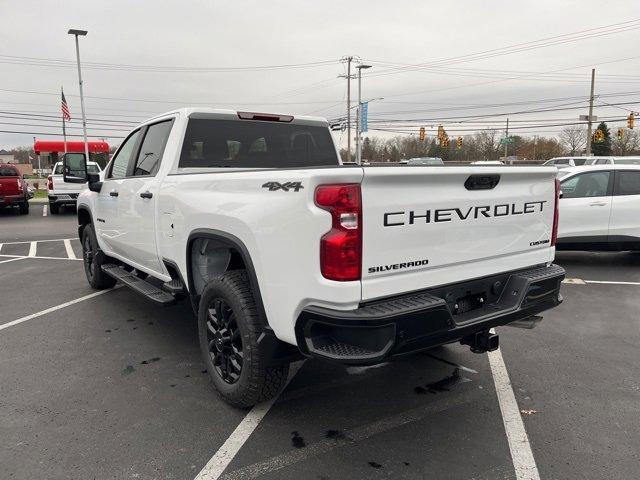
(61, 87, 68, 154)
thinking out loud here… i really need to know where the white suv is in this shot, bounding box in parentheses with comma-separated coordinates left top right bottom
(557, 164, 640, 251)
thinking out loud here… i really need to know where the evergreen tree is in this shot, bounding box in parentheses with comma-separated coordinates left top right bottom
(592, 122, 612, 156)
(427, 139, 439, 157)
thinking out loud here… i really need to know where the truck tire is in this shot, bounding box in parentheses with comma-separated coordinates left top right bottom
(49, 202, 59, 215)
(198, 270, 289, 408)
(81, 224, 116, 289)
(19, 202, 29, 215)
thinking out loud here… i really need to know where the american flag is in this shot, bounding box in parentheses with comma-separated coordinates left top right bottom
(61, 89, 71, 121)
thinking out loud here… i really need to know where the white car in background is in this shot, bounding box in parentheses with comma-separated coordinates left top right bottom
(406, 157, 444, 165)
(545, 157, 602, 167)
(557, 164, 640, 251)
(546, 156, 640, 167)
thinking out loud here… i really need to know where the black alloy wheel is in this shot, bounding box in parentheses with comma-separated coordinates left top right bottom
(83, 233, 96, 280)
(206, 299, 244, 384)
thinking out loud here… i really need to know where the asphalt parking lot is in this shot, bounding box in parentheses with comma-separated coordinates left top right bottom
(1, 203, 639, 480)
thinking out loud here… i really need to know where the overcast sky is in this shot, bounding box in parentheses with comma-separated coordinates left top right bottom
(1, 0, 639, 150)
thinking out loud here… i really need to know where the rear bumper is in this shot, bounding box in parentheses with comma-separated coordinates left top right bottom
(1, 194, 28, 206)
(295, 264, 565, 364)
(48, 193, 78, 205)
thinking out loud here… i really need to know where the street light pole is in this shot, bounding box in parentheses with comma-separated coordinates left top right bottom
(68, 29, 89, 161)
(356, 64, 371, 165)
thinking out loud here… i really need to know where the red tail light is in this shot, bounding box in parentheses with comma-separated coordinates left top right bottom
(315, 184, 362, 281)
(17, 179, 23, 191)
(551, 178, 560, 247)
(47, 175, 53, 191)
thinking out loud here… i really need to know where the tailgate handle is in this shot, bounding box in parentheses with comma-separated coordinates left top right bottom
(464, 175, 500, 190)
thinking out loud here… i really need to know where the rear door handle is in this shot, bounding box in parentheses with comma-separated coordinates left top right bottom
(139, 191, 153, 199)
(589, 201, 606, 206)
(109, 190, 119, 197)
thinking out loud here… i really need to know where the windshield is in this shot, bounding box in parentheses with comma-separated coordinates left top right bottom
(179, 118, 339, 169)
(0, 166, 19, 176)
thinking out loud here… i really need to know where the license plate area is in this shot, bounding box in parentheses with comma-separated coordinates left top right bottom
(453, 291, 487, 316)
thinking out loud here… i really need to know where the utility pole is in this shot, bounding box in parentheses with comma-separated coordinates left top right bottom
(503, 117, 509, 159)
(532, 135, 537, 160)
(68, 29, 89, 162)
(346, 57, 352, 162)
(338, 56, 359, 162)
(586, 68, 596, 156)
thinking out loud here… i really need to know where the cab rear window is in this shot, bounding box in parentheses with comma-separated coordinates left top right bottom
(179, 118, 339, 169)
(0, 166, 19, 176)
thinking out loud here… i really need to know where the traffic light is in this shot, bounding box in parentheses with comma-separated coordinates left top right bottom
(456, 136, 463, 149)
(593, 129, 604, 143)
(628, 113, 635, 130)
(419, 126, 426, 141)
(440, 136, 450, 148)
(437, 125, 445, 140)
(617, 128, 624, 140)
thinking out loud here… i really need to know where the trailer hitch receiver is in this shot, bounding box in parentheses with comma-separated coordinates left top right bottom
(461, 330, 499, 353)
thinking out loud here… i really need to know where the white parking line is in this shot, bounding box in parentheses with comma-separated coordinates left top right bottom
(218, 390, 478, 480)
(488, 334, 540, 480)
(0, 254, 82, 262)
(28, 241, 36, 257)
(585, 279, 640, 286)
(0, 237, 78, 245)
(195, 362, 304, 480)
(0, 257, 25, 265)
(63, 239, 77, 259)
(0, 287, 120, 332)
(563, 277, 640, 286)
(42, 205, 47, 217)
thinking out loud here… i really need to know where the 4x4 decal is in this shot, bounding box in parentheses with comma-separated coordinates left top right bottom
(262, 181, 304, 192)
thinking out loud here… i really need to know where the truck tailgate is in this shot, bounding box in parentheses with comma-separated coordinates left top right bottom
(52, 174, 85, 194)
(0, 177, 21, 195)
(360, 166, 557, 301)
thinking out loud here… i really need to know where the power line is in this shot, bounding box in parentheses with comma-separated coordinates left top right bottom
(371, 56, 640, 99)
(0, 129, 125, 138)
(364, 19, 640, 75)
(0, 55, 341, 73)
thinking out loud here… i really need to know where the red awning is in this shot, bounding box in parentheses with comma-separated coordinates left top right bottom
(34, 140, 110, 155)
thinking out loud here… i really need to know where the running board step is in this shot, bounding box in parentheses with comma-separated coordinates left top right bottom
(162, 278, 185, 294)
(101, 264, 176, 306)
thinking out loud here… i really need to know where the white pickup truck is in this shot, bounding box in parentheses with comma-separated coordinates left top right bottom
(47, 159, 101, 214)
(64, 108, 564, 407)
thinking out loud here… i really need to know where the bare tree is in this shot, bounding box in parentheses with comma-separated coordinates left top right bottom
(474, 131, 500, 160)
(559, 126, 587, 155)
(612, 130, 640, 156)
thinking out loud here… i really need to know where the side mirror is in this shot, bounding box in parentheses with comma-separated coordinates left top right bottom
(559, 190, 564, 199)
(87, 172, 103, 193)
(62, 153, 88, 183)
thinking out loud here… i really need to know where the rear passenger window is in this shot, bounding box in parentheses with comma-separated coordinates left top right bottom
(561, 171, 610, 198)
(133, 120, 173, 176)
(595, 159, 610, 165)
(178, 118, 338, 169)
(615, 171, 640, 196)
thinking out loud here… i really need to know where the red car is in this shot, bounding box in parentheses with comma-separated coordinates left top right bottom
(0, 164, 29, 214)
